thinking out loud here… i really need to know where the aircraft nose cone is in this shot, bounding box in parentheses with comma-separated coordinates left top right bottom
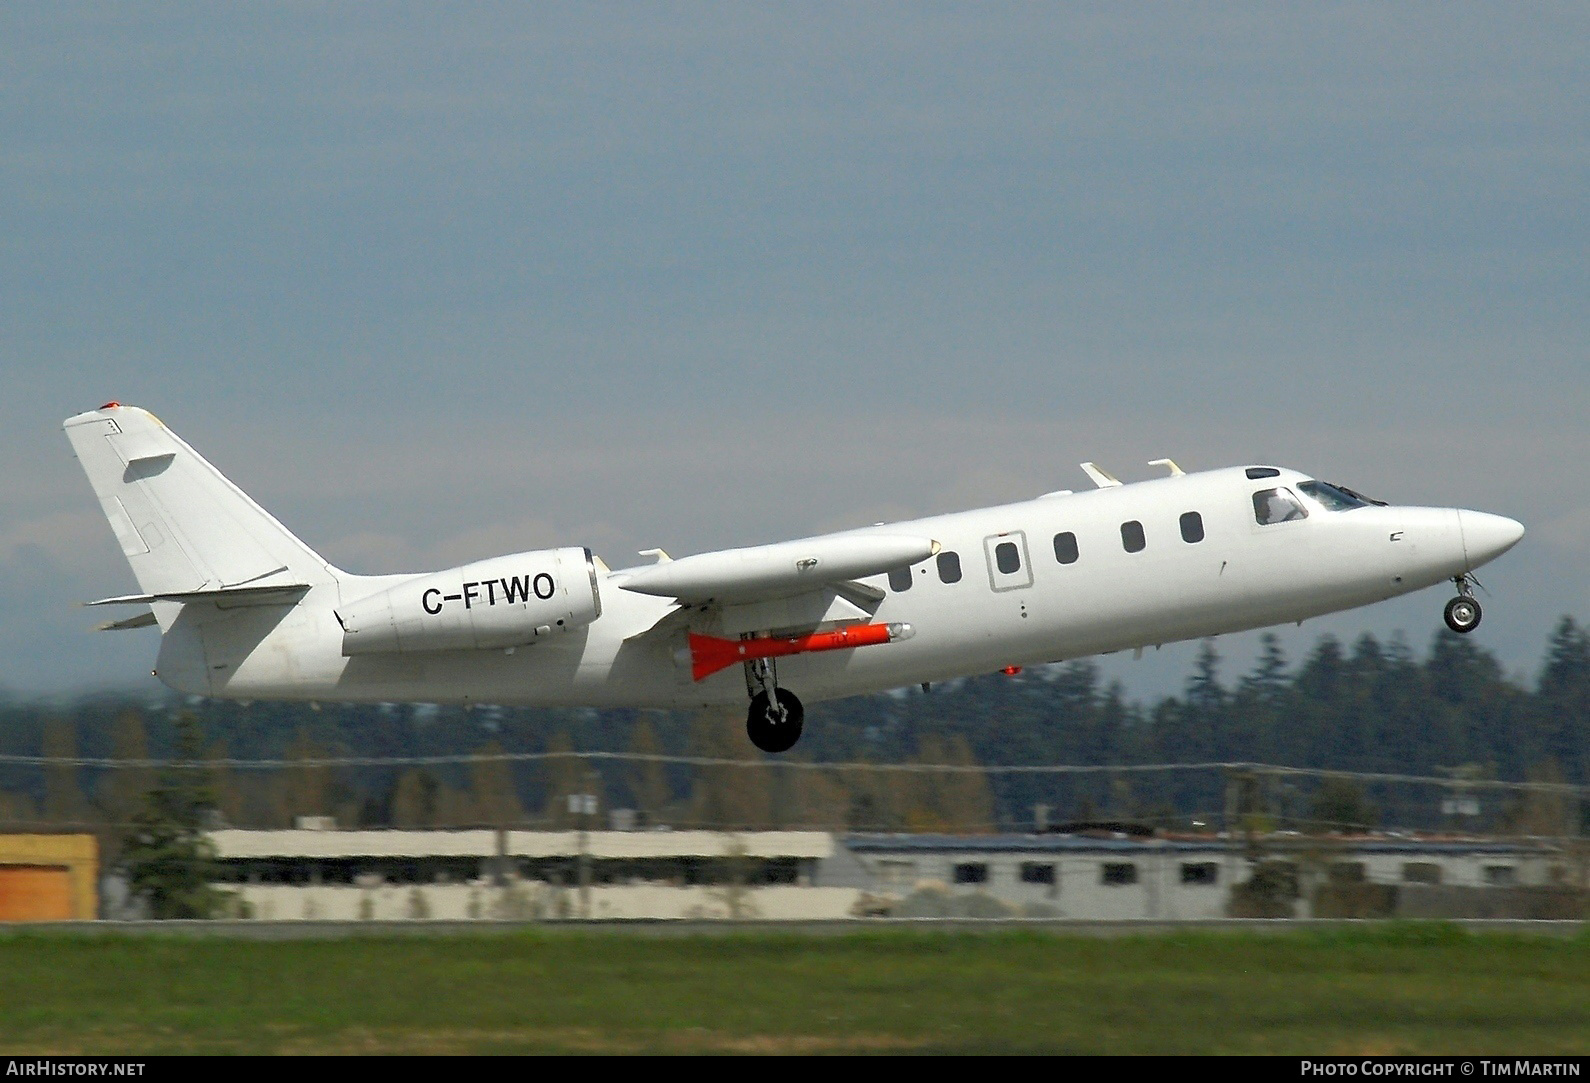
(1458, 510, 1525, 570)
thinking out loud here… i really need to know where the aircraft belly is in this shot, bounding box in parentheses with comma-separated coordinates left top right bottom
(779, 530, 1407, 702)
(321, 619, 713, 709)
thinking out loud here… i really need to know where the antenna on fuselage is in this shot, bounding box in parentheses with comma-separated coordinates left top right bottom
(1148, 458, 1185, 477)
(1079, 462, 1122, 489)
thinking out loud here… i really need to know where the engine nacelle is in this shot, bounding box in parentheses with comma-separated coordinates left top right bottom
(336, 547, 602, 656)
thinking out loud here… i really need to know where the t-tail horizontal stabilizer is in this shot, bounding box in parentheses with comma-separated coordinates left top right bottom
(85, 583, 311, 607)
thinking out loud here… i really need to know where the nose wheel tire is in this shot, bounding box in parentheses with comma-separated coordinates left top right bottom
(1444, 596, 1482, 634)
(746, 688, 804, 753)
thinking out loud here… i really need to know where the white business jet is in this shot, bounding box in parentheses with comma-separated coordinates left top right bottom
(66, 404, 1524, 753)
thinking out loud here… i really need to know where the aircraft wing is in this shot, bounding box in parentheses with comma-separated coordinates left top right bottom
(616, 533, 931, 640)
(612, 533, 936, 605)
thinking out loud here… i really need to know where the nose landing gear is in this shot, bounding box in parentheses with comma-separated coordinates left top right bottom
(1443, 577, 1482, 634)
(743, 656, 804, 753)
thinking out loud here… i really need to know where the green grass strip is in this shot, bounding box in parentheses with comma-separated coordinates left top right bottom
(0, 925, 1586, 1054)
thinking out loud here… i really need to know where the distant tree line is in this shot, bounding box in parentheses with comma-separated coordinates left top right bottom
(0, 618, 1586, 839)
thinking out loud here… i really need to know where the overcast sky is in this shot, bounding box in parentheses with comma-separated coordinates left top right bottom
(1, 3, 1585, 700)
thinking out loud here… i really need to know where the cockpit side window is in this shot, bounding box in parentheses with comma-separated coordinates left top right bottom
(1253, 487, 1308, 526)
(1298, 480, 1368, 512)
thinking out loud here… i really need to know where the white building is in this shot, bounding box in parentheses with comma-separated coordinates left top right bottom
(209, 827, 859, 921)
(201, 827, 1582, 922)
(834, 833, 1580, 919)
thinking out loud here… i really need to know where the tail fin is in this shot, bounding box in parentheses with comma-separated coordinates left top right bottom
(63, 403, 338, 598)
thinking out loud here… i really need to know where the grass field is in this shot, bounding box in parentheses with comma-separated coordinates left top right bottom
(0, 924, 1586, 1054)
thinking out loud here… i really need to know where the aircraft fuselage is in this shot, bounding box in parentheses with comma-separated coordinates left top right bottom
(151, 464, 1521, 710)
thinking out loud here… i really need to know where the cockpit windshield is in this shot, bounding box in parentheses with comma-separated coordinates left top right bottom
(1298, 479, 1381, 511)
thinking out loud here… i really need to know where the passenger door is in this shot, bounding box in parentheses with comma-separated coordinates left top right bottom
(983, 531, 1034, 592)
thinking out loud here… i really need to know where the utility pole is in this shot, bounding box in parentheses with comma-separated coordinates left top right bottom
(569, 772, 598, 919)
(1223, 769, 1240, 896)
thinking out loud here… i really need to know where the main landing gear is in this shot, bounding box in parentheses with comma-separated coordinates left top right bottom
(744, 655, 804, 753)
(1443, 576, 1482, 634)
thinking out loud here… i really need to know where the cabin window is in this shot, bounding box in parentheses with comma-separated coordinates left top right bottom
(1246, 467, 1280, 480)
(1120, 520, 1146, 553)
(1253, 488, 1308, 526)
(936, 551, 962, 584)
(888, 567, 913, 592)
(995, 541, 1021, 574)
(1179, 511, 1204, 544)
(1053, 531, 1078, 564)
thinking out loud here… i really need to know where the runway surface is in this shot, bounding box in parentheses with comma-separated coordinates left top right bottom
(1, 917, 1582, 939)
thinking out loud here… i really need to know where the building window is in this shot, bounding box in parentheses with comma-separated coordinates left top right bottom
(877, 860, 915, 890)
(937, 551, 962, 583)
(1328, 861, 1366, 884)
(1053, 531, 1078, 565)
(953, 862, 988, 885)
(1120, 521, 1145, 553)
(1180, 862, 1219, 886)
(1402, 862, 1442, 885)
(1483, 865, 1517, 887)
(1179, 511, 1204, 544)
(1101, 862, 1138, 886)
(995, 541, 1021, 574)
(888, 566, 912, 592)
(1020, 862, 1056, 885)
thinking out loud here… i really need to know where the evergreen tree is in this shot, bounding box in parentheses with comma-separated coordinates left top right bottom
(98, 711, 153, 829)
(204, 740, 248, 828)
(542, 730, 601, 828)
(470, 740, 524, 826)
(121, 713, 223, 919)
(390, 768, 443, 827)
(97, 711, 154, 867)
(626, 718, 672, 823)
(282, 728, 333, 826)
(1537, 617, 1590, 782)
(1310, 777, 1378, 833)
(688, 709, 771, 829)
(42, 719, 89, 825)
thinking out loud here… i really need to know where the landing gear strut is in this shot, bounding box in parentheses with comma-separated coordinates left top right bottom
(1443, 576, 1482, 634)
(743, 655, 804, 753)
